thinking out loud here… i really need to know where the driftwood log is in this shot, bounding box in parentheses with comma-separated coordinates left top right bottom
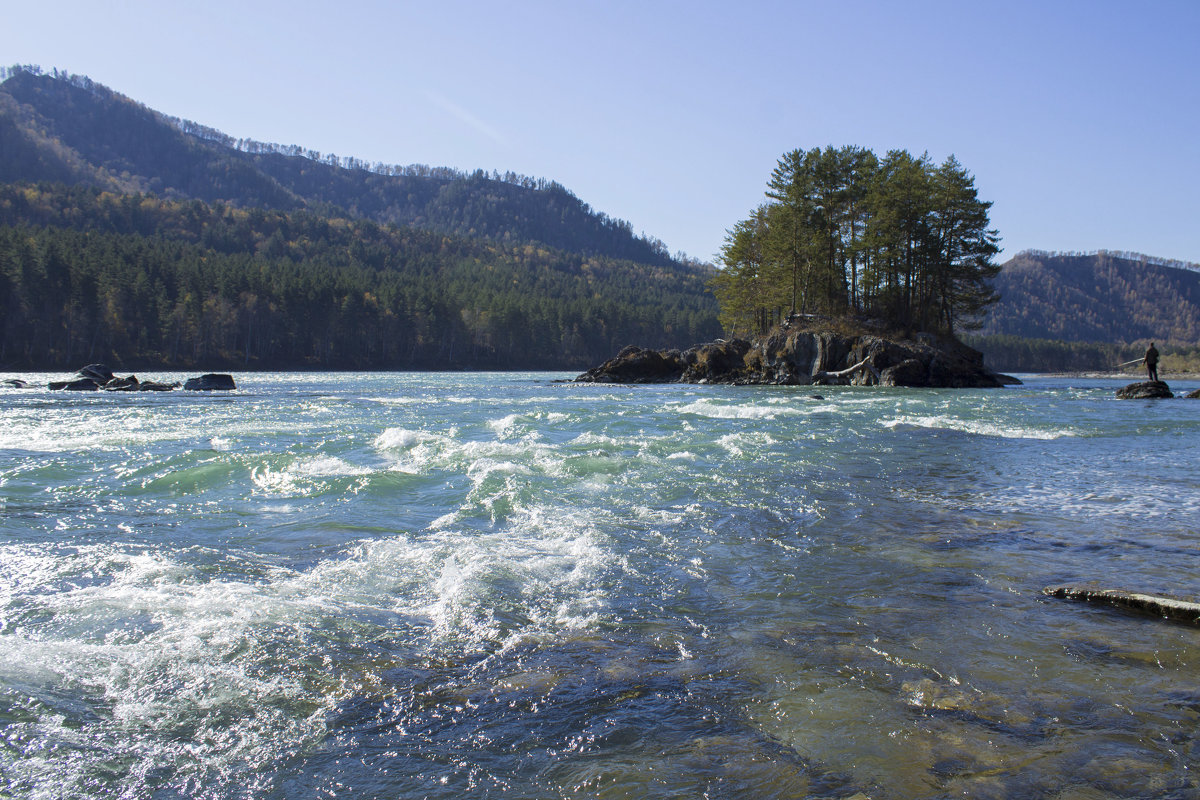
(812, 357, 881, 385)
(1044, 585, 1200, 625)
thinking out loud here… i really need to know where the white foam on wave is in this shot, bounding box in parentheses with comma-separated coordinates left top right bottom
(716, 430, 779, 458)
(488, 413, 523, 437)
(630, 505, 688, 526)
(283, 503, 617, 652)
(466, 458, 532, 487)
(374, 425, 564, 486)
(0, 412, 157, 453)
(882, 415, 1075, 440)
(251, 465, 313, 497)
(374, 427, 442, 451)
(0, 400, 311, 455)
(293, 455, 373, 478)
(802, 402, 843, 414)
(0, 543, 335, 798)
(248, 455, 373, 497)
(373, 427, 455, 474)
(675, 399, 805, 420)
(487, 410, 567, 439)
(569, 431, 621, 447)
(424, 505, 615, 646)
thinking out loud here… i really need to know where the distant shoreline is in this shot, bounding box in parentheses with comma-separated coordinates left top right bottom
(6, 367, 1200, 383)
(1021, 370, 1200, 380)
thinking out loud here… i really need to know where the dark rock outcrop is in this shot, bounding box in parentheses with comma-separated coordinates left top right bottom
(2, 379, 31, 388)
(184, 373, 237, 391)
(574, 345, 685, 384)
(1184, 389, 1200, 399)
(99, 375, 181, 391)
(1115, 381, 1173, 399)
(681, 339, 753, 383)
(49, 364, 117, 391)
(879, 358, 927, 388)
(576, 328, 1013, 388)
(43, 364, 187, 392)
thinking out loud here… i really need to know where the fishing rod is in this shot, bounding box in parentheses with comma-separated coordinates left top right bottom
(1114, 358, 1143, 368)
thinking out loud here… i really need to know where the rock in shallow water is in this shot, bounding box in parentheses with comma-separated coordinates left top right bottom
(183, 373, 237, 391)
(576, 328, 1013, 388)
(1115, 381, 1173, 399)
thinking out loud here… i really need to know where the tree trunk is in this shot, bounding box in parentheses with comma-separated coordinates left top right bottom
(811, 357, 881, 385)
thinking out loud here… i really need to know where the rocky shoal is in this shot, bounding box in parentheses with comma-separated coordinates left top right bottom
(2, 364, 236, 392)
(575, 327, 1017, 388)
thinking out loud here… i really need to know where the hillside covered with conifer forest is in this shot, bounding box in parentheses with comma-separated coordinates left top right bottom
(968, 249, 1200, 372)
(978, 250, 1200, 344)
(0, 66, 720, 370)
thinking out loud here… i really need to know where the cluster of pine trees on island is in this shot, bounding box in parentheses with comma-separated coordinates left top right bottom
(711, 145, 1000, 337)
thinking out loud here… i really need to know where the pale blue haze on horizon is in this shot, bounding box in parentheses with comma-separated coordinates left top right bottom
(2, 0, 1197, 265)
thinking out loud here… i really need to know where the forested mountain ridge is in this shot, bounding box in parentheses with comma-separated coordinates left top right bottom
(0, 184, 720, 370)
(0, 66, 688, 268)
(0, 65, 723, 371)
(978, 250, 1200, 344)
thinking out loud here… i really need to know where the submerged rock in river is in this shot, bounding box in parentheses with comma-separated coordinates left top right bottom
(39, 364, 204, 392)
(576, 326, 1015, 388)
(46, 364, 184, 392)
(48, 363, 115, 390)
(1115, 381, 1173, 399)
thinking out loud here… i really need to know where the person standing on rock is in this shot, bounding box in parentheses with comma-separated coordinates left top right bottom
(1144, 342, 1160, 382)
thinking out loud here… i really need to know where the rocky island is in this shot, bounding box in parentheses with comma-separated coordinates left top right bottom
(576, 322, 1016, 388)
(570, 144, 1015, 389)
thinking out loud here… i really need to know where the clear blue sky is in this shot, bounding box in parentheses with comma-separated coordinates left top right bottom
(3, 0, 1198, 265)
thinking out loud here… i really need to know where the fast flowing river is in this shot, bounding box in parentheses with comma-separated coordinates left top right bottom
(1, 372, 1198, 799)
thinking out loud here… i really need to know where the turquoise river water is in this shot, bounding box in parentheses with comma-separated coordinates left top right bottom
(1, 372, 1199, 799)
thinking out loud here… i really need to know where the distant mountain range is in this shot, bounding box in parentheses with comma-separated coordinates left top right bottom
(979, 250, 1200, 345)
(0, 66, 687, 268)
(0, 66, 720, 371)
